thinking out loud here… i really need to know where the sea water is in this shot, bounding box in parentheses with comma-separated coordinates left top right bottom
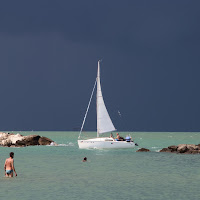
(0, 131, 200, 200)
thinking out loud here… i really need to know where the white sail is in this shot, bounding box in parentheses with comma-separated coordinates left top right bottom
(96, 60, 116, 135)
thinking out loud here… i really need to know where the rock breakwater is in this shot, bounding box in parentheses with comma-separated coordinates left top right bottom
(160, 144, 200, 154)
(0, 132, 56, 147)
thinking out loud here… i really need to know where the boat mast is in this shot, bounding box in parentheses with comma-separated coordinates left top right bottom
(96, 60, 101, 137)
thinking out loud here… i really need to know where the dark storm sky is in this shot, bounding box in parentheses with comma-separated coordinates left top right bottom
(0, 0, 200, 131)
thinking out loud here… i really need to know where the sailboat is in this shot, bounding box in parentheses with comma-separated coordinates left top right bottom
(78, 60, 136, 149)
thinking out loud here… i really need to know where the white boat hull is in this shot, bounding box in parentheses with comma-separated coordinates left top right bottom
(78, 137, 135, 149)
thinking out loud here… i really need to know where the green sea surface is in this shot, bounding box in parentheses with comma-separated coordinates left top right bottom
(0, 131, 200, 200)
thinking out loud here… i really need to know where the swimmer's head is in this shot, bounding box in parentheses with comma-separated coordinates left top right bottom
(10, 152, 14, 158)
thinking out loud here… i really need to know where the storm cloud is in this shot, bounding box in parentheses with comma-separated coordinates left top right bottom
(0, 0, 200, 131)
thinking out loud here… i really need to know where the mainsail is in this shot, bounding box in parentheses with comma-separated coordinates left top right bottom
(96, 60, 116, 136)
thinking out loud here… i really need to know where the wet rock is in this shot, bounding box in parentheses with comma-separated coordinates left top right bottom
(168, 145, 178, 152)
(187, 144, 199, 150)
(160, 144, 200, 154)
(137, 148, 150, 152)
(17, 135, 41, 146)
(177, 144, 188, 153)
(159, 148, 173, 153)
(38, 137, 53, 145)
(185, 150, 200, 154)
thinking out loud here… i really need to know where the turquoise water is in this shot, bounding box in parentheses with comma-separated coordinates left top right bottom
(0, 131, 200, 200)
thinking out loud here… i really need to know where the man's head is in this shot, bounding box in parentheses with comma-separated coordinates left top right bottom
(117, 133, 119, 135)
(10, 152, 14, 158)
(83, 157, 87, 161)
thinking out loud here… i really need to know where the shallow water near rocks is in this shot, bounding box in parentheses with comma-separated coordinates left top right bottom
(0, 131, 200, 200)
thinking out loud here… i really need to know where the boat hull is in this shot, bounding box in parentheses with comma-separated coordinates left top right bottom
(78, 138, 135, 149)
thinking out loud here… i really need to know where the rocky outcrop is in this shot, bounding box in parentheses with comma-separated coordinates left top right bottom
(137, 148, 150, 152)
(38, 136, 53, 145)
(0, 132, 56, 147)
(160, 144, 200, 154)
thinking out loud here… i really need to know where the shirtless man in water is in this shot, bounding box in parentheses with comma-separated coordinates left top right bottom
(4, 152, 17, 177)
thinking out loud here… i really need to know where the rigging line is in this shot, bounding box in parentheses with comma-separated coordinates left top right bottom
(78, 78, 97, 139)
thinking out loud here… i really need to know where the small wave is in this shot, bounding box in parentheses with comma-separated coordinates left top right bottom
(151, 147, 160, 149)
(58, 143, 74, 147)
(46, 142, 75, 147)
(58, 144, 68, 146)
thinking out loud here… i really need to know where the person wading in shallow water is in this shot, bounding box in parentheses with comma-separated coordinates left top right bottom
(4, 152, 17, 177)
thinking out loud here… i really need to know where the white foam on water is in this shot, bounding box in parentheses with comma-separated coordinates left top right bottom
(58, 144, 68, 146)
(46, 142, 75, 147)
(59, 142, 74, 146)
(152, 147, 160, 149)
